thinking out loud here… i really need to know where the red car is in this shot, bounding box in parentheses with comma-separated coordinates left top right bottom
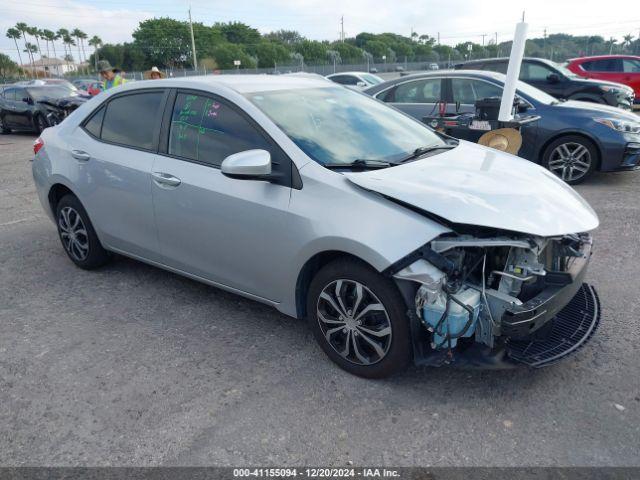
(566, 55, 640, 108)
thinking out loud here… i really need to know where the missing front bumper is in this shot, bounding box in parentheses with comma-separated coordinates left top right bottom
(411, 283, 600, 369)
(506, 283, 600, 367)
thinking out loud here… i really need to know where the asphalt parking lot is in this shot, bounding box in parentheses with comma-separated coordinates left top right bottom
(1, 132, 639, 467)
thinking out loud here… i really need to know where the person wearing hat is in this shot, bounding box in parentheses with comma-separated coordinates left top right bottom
(98, 60, 126, 90)
(144, 66, 166, 80)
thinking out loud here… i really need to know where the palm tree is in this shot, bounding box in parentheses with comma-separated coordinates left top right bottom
(40, 29, 50, 59)
(27, 26, 43, 62)
(88, 35, 102, 72)
(6, 28, 24, 74)
(42, 29, 56, 59)
(15, 22, 34, 73)
(23, 43, 38, 76)
(623, 34, 634, 53)
(608, 37, 617, 54)
(72, 29, 88, 74)
(57, 28, 70, 61)
(63, 34, 75, 72)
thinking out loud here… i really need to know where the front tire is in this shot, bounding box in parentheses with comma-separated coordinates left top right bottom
(307, 259, 412, 378)
(55, 194, 111, 269)
(0, 116, 10, 134)
(542, 135, 598, 185)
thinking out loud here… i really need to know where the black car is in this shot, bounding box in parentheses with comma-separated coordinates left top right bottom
(0, 85, 87, 134)
(454, 57, 635, 110)
(364, 70, 640, 183)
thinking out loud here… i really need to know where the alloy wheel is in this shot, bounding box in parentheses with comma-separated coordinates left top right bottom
(316, 279, 392, 366)
(548, 142, 592, 182)
(58, 206, 89, 261)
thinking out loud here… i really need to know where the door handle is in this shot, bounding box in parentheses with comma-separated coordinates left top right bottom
(71, 150, 91, 161)
(152, 172, 181, 188)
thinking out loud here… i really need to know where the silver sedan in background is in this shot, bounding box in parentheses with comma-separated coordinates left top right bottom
(32, 74, 600, 377)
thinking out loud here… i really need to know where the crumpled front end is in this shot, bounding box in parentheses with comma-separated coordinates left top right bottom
(38, 97, 86, 126)
(390, 231, 600, 368)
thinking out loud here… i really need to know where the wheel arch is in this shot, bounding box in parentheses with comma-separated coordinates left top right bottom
(48, 183, 77, 216)
(537, 131, 602, 170)
(294, 250, 381, 319)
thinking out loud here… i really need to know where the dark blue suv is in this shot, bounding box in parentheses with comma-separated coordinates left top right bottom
(364, 70, 640, 183)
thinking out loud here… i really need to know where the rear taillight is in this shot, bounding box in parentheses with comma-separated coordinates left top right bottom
(33, 137, 44, 155)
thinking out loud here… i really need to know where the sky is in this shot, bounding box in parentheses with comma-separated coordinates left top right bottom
(2, 0, 639, 63)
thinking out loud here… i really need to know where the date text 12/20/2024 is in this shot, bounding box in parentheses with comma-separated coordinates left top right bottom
(233, 468, 401, 478)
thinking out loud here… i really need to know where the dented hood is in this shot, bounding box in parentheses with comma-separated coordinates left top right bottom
(345, 141, 599, 237)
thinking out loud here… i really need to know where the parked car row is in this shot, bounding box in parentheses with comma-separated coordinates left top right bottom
(0, 80, 90, 134)
(454, 57, 636, 110)
(565, 54, 640, 107)
(363, 70, 640, 183)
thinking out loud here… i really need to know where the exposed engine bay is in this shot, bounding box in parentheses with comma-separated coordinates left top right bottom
(391, 231, 600, 368)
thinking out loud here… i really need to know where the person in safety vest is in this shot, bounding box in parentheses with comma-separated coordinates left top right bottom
(98, 60, 126, 90)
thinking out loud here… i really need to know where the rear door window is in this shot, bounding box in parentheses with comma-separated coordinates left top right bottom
(623, 59, 640, 73)
(392, 78, 442, 103)
(101, 91, 165, 150)
(582, 58, 623, 72)
(451, 78, 503, 104)
(330, 75, 358, 85)
(83, 106, 105, 138)
(3, 88, 17, 101)
(521, 62, 555, 81)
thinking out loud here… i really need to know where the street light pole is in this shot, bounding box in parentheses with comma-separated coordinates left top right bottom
(188, 7, 197, 71)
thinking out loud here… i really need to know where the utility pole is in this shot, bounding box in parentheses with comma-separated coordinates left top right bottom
(340, 16, 344, 43)
(437, 32, 440, 45)
(188, 7, 197, 71)
(543, 28, 547, 58)
(495, 32, 498, 57)
(481, 34, 486, 47)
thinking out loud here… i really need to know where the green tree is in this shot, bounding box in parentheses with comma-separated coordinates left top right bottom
(363, 40, 387, 59)
(254, 41, 291, 68)
(72, 28, 88, 67)
(88, 35, 102, 71)
(331, 41, 363, 63)
(15, 23, 33, 70)
(57, 29, 70, 62)
(263, 29, 303, 45)
(6, 28, 24, 70)
(293, 40, 327, 64)
(218, 22, 261, 46)
(211, 43, 255, 69)
(133, 18, 191, 68)
(0, 52, 20, 80)
(26, 26, 42, 61)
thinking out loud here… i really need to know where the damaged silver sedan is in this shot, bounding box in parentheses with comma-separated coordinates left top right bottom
(32, 74, 600, 377)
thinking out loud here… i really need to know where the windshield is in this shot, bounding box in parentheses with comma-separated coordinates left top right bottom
(515, 79, 558, 104)
(27, 86, 74, 101)
(550, 61, 577, 78)
(247, 87, 447, 166)
(362, 74, 383, 85)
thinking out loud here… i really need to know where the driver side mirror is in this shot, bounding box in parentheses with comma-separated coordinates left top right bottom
(356, 81, 367, 88)
(23, 97, 33, 105)
(221, 149, 271, 180)
(547, 73, 560, 84)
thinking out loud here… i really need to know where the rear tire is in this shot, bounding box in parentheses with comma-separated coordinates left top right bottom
(55, 194, 111, 269)
(542, 135, 598, 185)
(307, 259, 412, 378)
(34, 114, 47, 133)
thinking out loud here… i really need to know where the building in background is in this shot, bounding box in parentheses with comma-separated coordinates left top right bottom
(22, 57, 78, 77)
